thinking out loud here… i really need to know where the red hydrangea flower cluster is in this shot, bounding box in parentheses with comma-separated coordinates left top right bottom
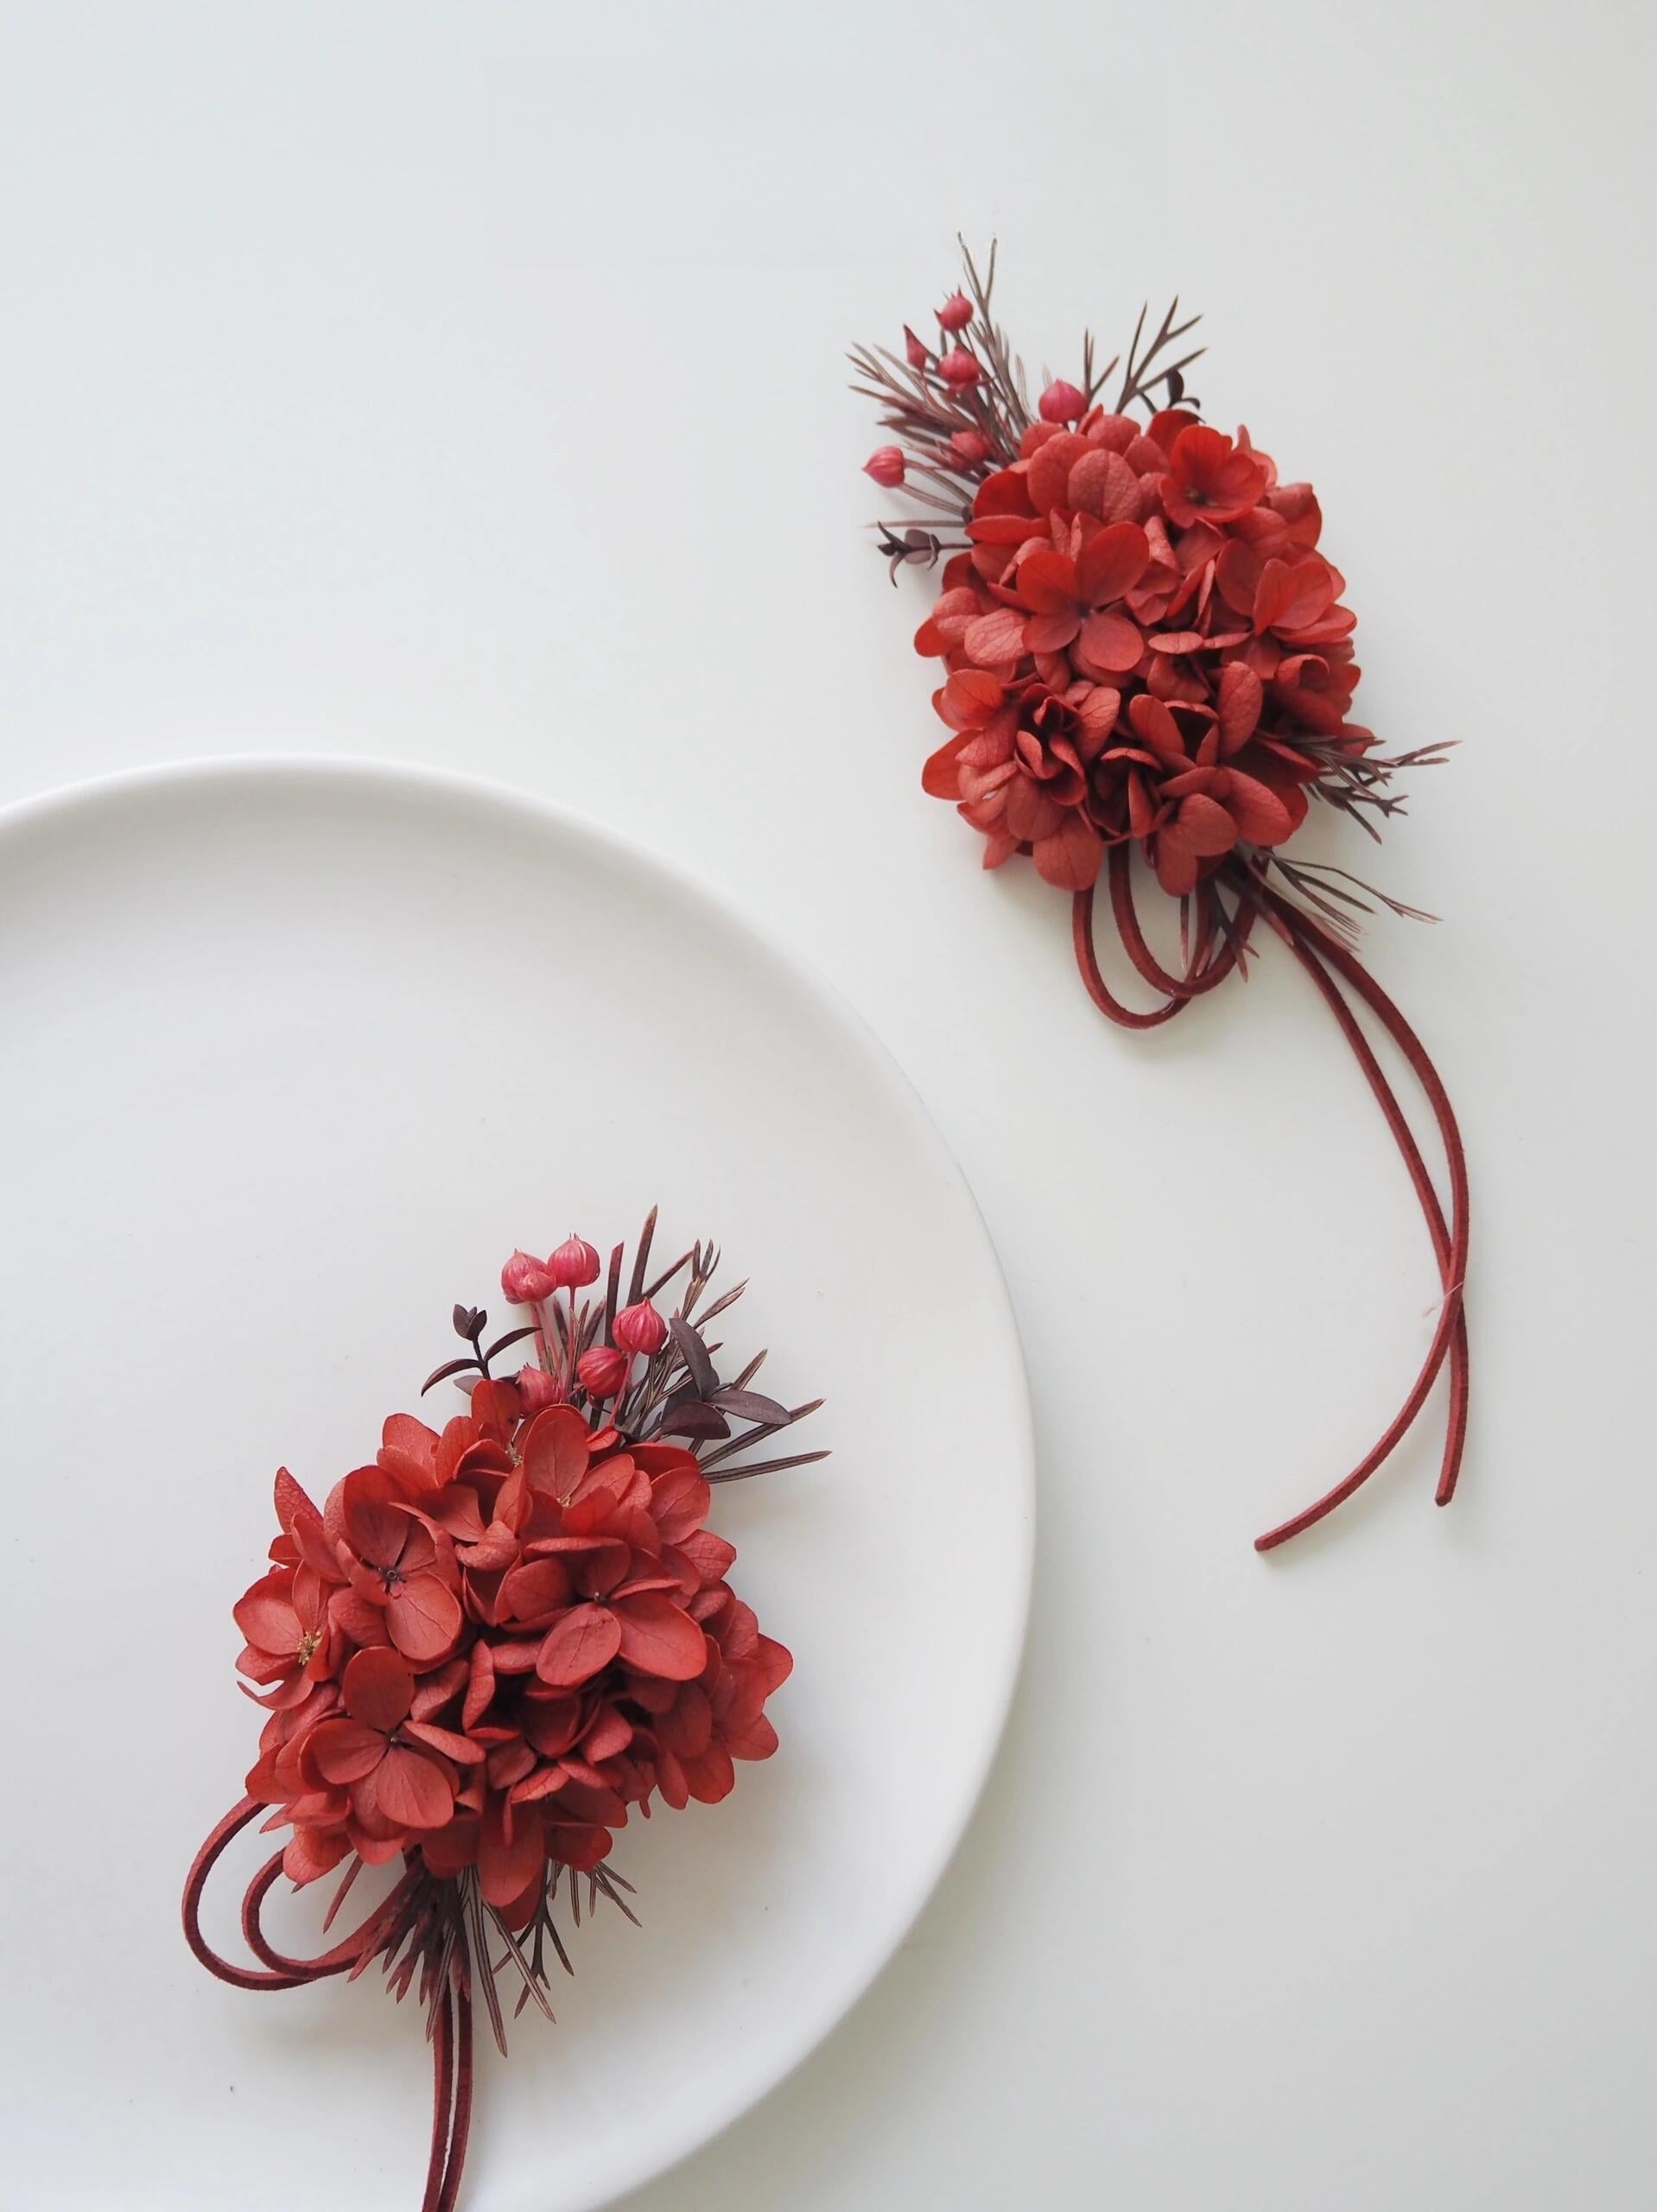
(916, 407, 1362, 894)
(238, 1383, 790, 1923)
(852, 251, 1438, 922)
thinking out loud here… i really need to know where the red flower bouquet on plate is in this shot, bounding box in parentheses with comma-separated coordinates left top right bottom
(185, 1211, 822, 2212)
(854, 245, 1468, 1552)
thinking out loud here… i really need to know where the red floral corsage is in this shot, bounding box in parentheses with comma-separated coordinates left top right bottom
(184, 1211, 822, 2212)
(855, 245, 1467, 1552)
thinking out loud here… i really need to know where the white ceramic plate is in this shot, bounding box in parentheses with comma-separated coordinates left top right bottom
(0, 760, 1032, 2212)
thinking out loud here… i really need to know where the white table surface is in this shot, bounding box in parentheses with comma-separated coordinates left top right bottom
(3, 6, 1652, 2208)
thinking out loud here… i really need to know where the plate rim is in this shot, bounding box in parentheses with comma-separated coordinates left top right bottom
(0, 751, 1035, 2209)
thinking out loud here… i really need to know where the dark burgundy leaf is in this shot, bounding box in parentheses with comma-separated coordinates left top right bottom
(670, 1316, 718, 1399)
(484, 1324, 539, 1363)
(627, 1205, 657, 1306)
(421, 1355, 481, 1395)
(657, 1401, 732, 1440)
(710, 1388, 790, 1426)
(708, 1449, 831, 1482)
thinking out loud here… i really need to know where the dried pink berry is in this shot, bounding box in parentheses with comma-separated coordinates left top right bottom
(937, 349, 982, 391)
(863, 445, 906, 489)
(937, 292, 973, 333)
(575, 1344, 628, 1396)
(613, 1300, 668, 1357)
(549, 1234, 600, 1290)
(1039, 378, 1087, 423)
(515, 1363, 565, 1411)
(501, 1249, 556, 1304)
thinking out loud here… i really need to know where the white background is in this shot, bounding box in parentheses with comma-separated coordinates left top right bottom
(2, 5, 1653, 2209)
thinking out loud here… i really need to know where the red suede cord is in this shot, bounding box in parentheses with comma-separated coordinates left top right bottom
(1071, 861, 1469, 1550)
(183, 1795, 473, 2212)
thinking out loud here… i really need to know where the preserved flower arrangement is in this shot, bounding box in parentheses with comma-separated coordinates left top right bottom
(855, 245, 1468, 1551)
(184, 1210, 822, 2212)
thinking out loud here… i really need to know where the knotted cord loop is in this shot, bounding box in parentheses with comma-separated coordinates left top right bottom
(183, 1796, 473, 2211)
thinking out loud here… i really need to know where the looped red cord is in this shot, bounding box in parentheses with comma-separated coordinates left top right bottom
(183, 1796, 473, 2212)
(1071, 856, 1469, 1549)
(1073, 850, 1246, 1027)
(1249, 887, 1470, 1548)
(1108, 844, 1257, 1002)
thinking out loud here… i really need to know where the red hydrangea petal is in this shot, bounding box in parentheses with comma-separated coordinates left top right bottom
(1032, 813, 1103, 891)
(479, 1803, 546, 1907)
(921, 734, 968, 799)
(725, 1712, 780, 1762)
(536, 1603, 622, 1688)
(341, 1644, 416, 1730)
(309, 1718, 386, 1784)
(329, 1586, 391, 1648)
(1217, 662, 1264, 751)
(340, 1466, 408, 1571)
(1222, 770, 1294, 845)
(521, 1405, 591, 1500)
(581, 1703, 633, 1762)
(649, 1462, 711, 1546)
(972, 467, 1037, 517)
(233, 1573, 302, 1656)
(385, 1574, 462, 1664)
(1025, 432, 1087, 512)
(1076, 611, 1143, 675)
(613, 1594, 708, 1681)
(1145, 408, 1200, 454)
(544, 1821, 613, 1872)
(1068, 448, 1140, 524)
(273, 1468, 321, 1536)
(1074, 521, 1150, 606)
(658, 1683, 714, 1759)
(378, 1413, 441, 1493)
(456, 1519, 520, 1572)
(283, 1827, 349, 1885)
(422, 1814, 480, 1878)
(500, 1557, 573, 1625)
(522, 1693, 583, 1758)
(962, 608, 1027, 667)
(682, 1742, 737, 1805)
(373, 1744, 454, 1829)
(1013, 548, 1078, 616)
(675, 1528, 738, 1586)
(404, 1719, 485, 1764)
(1153, 831, 1201, 896)
(1175, 792, 1238, 858)
(753, 1634, 793, 1694)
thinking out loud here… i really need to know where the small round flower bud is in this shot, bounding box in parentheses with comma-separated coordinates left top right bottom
(577, 1344, 628, 1397)
(937, 292, 973, 333)
(950, 429, 991, 465)
(937, 348, 982, 391)
(863, 445, 906, 488)
(501, 1249, 557, 1304)
(516, 1363, 566, 1411)
(1039, 378, 1087, 423)
(613, 1300, 668, 1357)
(904, 325, 930, 370)
(549, 1234, 600, 1289)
